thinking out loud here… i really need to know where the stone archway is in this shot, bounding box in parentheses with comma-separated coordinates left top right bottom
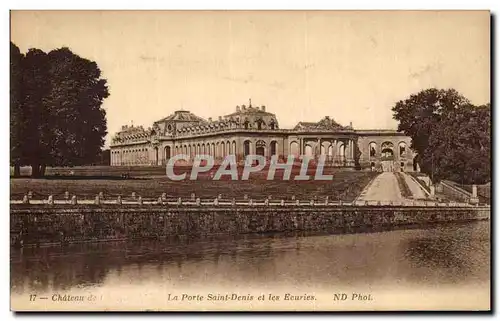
(304, 144, 314, 157)
(381, 141, 395, 172)
(338, 143, 346, 166)
(290, 141, 299, 157)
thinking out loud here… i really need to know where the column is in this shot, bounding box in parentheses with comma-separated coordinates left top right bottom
(349, 139, 353, 165)
(318, 138, 322, 160)
(350, 140, 354, 166)
(332, 139, 337, 166)
(350, 140, 355, 166)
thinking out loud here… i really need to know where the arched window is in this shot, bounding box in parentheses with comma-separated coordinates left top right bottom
(255, 140, 266, 156)
(243, 140, 251, 157)
(270, 141, 277, 156)
(399, 142, 407, 157)
(369, 142, 377, 158)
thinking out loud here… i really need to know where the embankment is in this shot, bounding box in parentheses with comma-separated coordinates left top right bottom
(10, 204, 490, 246)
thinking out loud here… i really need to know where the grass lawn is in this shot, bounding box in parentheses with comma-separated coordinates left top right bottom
(10, 167, 378, 202)
(395, 172, 412, 198)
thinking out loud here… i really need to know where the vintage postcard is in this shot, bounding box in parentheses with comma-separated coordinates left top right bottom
(9, 10, 491, 312)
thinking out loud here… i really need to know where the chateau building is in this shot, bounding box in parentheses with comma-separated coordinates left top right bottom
(110, 102, 417, 172)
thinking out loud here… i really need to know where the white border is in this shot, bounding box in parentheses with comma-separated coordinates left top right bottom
(2, 1, 497, 320)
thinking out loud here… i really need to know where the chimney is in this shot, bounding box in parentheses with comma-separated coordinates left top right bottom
(349, 121, 353, 127)
(242, 105, 246, 110)
(261, 105, 266, 112)
(208, 117, 213, 122)
(218, 116, 222, 121)
(236, 106, 241, 112)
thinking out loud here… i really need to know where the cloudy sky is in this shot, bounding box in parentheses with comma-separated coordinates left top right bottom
(11, 10, 490, 146)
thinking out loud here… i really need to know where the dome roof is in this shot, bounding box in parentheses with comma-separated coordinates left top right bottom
(225, 103, 275, 117)
(294, 116, 350, 131)
(154, 110, 207, 124)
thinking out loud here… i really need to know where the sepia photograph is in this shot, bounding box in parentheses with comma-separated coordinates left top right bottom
(9, 10, 491, 312)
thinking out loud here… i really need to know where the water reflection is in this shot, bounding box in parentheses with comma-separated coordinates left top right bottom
(401, 224, 490, 285)
(11, 221, 490, 295)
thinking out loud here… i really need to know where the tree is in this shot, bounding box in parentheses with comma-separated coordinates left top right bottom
(44, 47, 109, 170)
(392, 88, 490, 184)
(22, 48, 51, 177)
(392, 88, 469, 159)
(9, 43, 109, 177)
(426, 103, 490, 184)
(10, 42, 24, 177)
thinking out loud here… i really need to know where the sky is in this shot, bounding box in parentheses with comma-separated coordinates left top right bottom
(10, 10, 490, 147)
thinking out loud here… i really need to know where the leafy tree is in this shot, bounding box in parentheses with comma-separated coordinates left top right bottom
(426, 103, 490, 184)
(44, 47, 109, 169)
(392, 88, 490, 184)
(10, 42, 24, 177)
(22, 48, 51, 177)
(9, 43, 109, 177)
(392, 88, 469, 159)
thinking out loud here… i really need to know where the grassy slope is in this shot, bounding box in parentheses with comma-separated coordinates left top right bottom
(394, 172, 412, 199)
(10, 169, 378, 202)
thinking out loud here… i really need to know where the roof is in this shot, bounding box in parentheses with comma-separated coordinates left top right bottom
(355, 129, 406, 136)
(154, 110, 207, 124)
(293, 116, 348, 131)
(225, 105, 275, 117)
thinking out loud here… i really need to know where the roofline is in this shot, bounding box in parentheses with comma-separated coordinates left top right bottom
(355, 129, 406, 135)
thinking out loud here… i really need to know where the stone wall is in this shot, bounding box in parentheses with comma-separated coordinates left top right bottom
(10, 205, 489, 247)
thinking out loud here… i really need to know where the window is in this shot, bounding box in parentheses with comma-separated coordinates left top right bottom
(369, 142, 377, 157)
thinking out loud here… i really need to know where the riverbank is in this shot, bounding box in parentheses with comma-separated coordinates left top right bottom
(11, 204, 490, 247)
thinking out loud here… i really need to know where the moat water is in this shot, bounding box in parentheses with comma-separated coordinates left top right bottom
(10, 221, 490, 311)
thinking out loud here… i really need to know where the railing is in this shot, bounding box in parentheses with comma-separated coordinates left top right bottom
(11, 193, 490, 208)
(439, 180, 473, 203)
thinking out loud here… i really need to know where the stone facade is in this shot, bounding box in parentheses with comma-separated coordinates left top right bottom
(110, 102, 417, 171)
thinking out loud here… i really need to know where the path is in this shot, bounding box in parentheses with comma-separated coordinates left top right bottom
(401, 173, 428, 200)
(357, 172, 429, 202)
(357, 172, 403, 202)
